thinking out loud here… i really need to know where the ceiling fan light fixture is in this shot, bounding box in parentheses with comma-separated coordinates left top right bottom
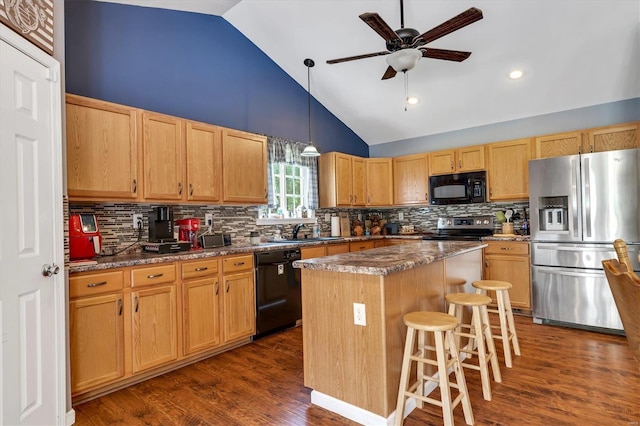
(406, 96, 419, 105)
(386, 48, 422, 73)
(509, 69, 524, 79)
(301, 58, 321, 158)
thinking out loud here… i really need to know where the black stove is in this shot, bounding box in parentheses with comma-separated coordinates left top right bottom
(422, 216, 494, 241)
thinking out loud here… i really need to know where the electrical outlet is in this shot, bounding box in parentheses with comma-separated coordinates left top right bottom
(398, 212, 404, 221)
(357, 213, 362, 220)
(132, 214, 143, 229)
(324, 213, 330, 222)
(353, 303, 366, 326)
(205, 213, 213, 226)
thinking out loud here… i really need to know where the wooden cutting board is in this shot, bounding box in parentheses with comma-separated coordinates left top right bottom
(339, 212, 351, 237)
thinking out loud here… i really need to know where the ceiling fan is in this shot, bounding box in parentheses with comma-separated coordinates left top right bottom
(326, 0, 483, 80)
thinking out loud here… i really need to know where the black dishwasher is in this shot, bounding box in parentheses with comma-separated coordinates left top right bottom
(254, 248, 302, 339)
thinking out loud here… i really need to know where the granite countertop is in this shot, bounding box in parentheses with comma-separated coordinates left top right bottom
(68, 234, 426, 273)
(292, 240, 486, 276)
(482, 234, 531, 242)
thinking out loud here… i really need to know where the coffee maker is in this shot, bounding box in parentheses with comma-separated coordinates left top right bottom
(143, 206, 190, 253)
(176, 218, 200, 249)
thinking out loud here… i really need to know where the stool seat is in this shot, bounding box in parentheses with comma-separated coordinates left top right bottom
(473, 280, 512, 291)
(404, 311, 458, 331)
(445, 292, 492, 307)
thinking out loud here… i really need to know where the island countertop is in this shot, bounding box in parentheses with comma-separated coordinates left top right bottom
(293, 240, 486, 276)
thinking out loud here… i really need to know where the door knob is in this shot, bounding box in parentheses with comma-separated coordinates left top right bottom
(41, 264, 60, 277)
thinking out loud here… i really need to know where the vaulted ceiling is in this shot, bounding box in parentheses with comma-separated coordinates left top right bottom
(91, 1, 640, 146)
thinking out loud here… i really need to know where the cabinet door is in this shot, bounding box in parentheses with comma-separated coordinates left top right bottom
(132, 284, 178, 372)
(335, 153, 353, 206)
(351, 157, 366, 206)
(142, 112, 185, 201)
(222, 270, 256, 343)
(301, 246, 326, 259)
(366, 158, 393, 206)
(66, 95, 140, 200)
(222, 129, 267, 203)
(429, 149, 456, 175)
(326, 243, 350, 255)
(185, 121, 222, 202)
(534, 131, 583, 159)
(69, 293, 124, 394)
(182, 277, 221, 355)
(484, 254, 531, 310)
(457, 145, 485, 172)
(486, 138, 532, 201)
(393, 153, 429, 205)
(585, 122, 639, 153)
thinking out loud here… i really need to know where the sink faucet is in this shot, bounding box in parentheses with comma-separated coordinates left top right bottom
(292, 223, 305, 240)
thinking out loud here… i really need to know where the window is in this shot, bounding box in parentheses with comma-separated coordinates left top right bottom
(269, 163, 310, 218)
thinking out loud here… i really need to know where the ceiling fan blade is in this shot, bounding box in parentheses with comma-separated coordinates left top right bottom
(421, 48, 472, 62)
(413, 7, 483, 45)
(381, 66, 397, 80)
(359, 12, 402, 44)
(326, 51, 390, 64)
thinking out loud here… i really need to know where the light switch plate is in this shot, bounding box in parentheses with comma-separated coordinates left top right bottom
(353, 303, 366, 326)
(398, 212, 404, 221)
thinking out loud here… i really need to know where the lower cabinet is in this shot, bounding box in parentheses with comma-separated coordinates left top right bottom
(349, 241, 376, 252)
(483, 241, 531, 310)
(221, 254, 256, 343)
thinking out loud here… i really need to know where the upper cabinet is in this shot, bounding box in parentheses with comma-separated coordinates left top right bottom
(429, 145, 485, 175)
(585, 122, 639, 153)
(221, 129, 268, 204)
(393, 153, 429, 205)
(486, 138, 532, 201)
(185, 121, 222, 202)
(319, 152, 366, 208)
(366, 158, 393, 206)
(142, 111, 185, 202)
(66, 94, 142, 201)
(534, 131, 583, 159)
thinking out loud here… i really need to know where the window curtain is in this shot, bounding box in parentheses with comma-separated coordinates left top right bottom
(266, 136, 319, 210)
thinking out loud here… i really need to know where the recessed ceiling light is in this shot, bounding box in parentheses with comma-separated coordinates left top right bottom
(509, 70, 524, 79)
(406, 96, 419, 105)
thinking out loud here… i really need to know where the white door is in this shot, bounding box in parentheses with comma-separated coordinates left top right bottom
(0, 27, 65, 425)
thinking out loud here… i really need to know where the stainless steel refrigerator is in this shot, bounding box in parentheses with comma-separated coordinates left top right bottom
(529, 148, 640, 332)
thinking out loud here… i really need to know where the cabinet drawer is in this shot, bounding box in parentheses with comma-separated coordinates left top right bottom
(349, 241, 375, 252)
(69, 270, 124, 299)
(222, 254, 254, 273)
(301, 246, 326, 259)
(131, 264, 176, 287)
(484, 241, 529, 255)
(326, 243, 350, 255)
(181, 259, 219, 280)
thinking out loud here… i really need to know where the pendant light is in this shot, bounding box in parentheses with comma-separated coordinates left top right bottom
(301, 58, 321, 157)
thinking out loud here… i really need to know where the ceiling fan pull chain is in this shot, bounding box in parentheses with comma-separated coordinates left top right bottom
(404, 71, 409, 111)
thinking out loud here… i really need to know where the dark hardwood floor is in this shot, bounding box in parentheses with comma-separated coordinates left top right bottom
(73, 316, 640, 425)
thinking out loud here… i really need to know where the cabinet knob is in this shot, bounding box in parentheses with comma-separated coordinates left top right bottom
(458, 160, 462, 169)
(215, 281, 219, 295)
(189, 183, 193, 196)
(451, 161, 454, 171)
(178, 182, 183, 195)
(425, 192, 428, 200)
(132, 179, 137, 194)
(134, 296, 139, 313)
(118, 299, 123, 316)
(226, 280, 230, 293)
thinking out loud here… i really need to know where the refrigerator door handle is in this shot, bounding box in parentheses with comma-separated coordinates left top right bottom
(571, 156, 579, 238)
(583, 157, 591, 238)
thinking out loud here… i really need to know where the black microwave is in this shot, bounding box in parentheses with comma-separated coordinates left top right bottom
(429, 171, 486, 205)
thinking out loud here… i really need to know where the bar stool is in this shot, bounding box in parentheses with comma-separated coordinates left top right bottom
(446, 293, 502, 401)
(472, 280, 521, 368)
(395, 311, 474, 426)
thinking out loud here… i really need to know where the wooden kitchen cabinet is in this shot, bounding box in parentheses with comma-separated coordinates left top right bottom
(222, 128, 268, 204)
(301, 246, 327, 259)
(185, 121, 222, 202)
(181, 259, 221, 356)
(483, 241, 531, 310)
(486, 138, 532, 201)
(142, 111, 185, 201)
(349, 240, 375, 252)
(66, 94, 141, 201)
(130, 263, 178, 373)
(584, 122, 639, 153)
(319, 152, 366, 207)
(393, 153, 429, 205)
(326, 243, 350, 255)
(366, 157, 393, 206)
(429, 145, 485, 175)
(534, 131, 583, 159)
(68, 270, 125, 395)
(221, 254, 256, 342)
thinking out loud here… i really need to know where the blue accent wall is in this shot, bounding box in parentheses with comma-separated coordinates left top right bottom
(64, 1, 369, 157)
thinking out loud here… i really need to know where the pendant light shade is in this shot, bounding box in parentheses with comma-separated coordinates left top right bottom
(301, 58, 321, 157)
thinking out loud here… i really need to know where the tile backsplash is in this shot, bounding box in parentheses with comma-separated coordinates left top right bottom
(69, 201, 529, 255)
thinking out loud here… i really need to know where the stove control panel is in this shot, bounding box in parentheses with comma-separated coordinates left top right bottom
(437, 216, 494, 230)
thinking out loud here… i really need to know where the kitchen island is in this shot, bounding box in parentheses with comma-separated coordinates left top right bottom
(293, 240, 485, 425)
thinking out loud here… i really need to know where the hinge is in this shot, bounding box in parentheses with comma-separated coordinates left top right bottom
(45, 68, 58, 82)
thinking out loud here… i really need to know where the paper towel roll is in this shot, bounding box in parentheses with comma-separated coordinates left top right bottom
(331, 216, 341, 237)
